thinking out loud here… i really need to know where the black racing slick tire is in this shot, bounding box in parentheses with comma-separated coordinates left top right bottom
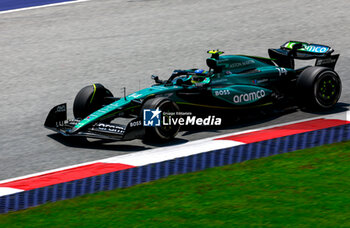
(73, 83, 113, 119)
(141, 97, 180, 142)
(297, 67, 341, 109)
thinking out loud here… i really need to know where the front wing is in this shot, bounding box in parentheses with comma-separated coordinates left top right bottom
(44, 104, 145, 141)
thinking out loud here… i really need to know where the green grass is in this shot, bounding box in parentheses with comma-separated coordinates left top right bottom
(2, 141, 350, 227)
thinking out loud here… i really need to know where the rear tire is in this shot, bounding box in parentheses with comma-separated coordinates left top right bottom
(73, 83, 113, 119)
(297, 67, 341, 109)
(141, 97, 180, 141)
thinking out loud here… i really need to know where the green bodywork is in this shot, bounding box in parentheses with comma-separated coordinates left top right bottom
(73, 85, 183, 130)
(72, 54, 295, 132)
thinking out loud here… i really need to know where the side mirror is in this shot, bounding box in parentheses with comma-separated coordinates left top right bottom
(151, 75, 159, 81)
(151, 75, 164, 84)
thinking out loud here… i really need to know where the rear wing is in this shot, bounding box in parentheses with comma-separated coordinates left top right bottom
(268, 41, 339, 69)
(281, 41, 333, 56)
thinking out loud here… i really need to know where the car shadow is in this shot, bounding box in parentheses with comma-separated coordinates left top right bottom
(47, 134, 150, 152)
(141, 138, 189, 147)
(300, 102, 349, 114)
(181, 102, 349, 136)
(47, 133, 189, 151)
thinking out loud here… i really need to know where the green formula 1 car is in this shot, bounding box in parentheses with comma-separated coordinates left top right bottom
(45, 41, 342, 141)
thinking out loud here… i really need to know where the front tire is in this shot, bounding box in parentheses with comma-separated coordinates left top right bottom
(297, 67, 341, 109)
(141, 97, 180, 141)
(73, 83, 113, 119)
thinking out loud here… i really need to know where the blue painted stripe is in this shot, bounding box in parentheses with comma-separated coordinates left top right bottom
(0, 0, 77, 12)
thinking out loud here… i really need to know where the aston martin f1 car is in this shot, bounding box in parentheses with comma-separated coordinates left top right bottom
(45, 41, 342, 141)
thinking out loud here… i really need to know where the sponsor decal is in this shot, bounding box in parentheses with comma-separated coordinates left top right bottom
(228, 60, 255, 68)
(143, 108, 161, 127)
(215, 89, 230, 96)
(129, 120, 142, 127)
(284, 42, 329, 54)
(93, 123, 125, 134)
(253, 79, 268, 84)
(55, 105, 66, 113)
(306, 45, 329, 53)
(316, 57, 337, 65)
(233, 90, 265, 103)
(128, 93, 143, 99)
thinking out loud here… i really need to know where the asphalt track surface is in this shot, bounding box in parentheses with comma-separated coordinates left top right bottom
(0, 0, 349, 180)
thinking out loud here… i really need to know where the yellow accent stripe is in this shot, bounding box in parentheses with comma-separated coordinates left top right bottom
(90, 84, 97, 104)
(176, 102, 273, 110)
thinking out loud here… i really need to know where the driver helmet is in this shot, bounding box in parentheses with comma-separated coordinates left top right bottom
(191, 69, 208, 83)
(194, 69, 207, 75)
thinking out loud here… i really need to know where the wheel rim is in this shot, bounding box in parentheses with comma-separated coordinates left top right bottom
(315, 73, 341, 108)
(155, 101, 180, 139)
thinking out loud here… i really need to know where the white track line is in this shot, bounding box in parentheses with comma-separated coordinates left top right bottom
(0, 140, 242, 185)
(0, 160, 106, 185)
(102, 140, 244, 166)
(0, 0, 90, 15)
(0, 187, 23, 197)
